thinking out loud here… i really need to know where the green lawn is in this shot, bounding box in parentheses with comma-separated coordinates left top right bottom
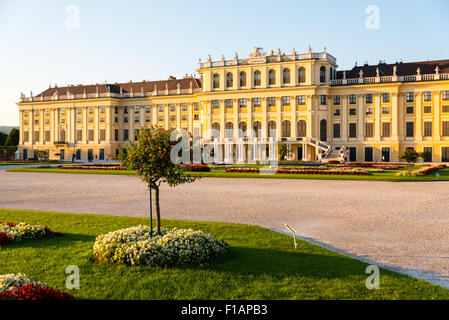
(7, 166, 449, 181)
(0, 209, 448, 299)
(0, 161, 76, 166)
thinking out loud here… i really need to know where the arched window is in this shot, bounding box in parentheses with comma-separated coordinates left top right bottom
(320, 119, 327, 141)
(297, 120, 307, 137)
(281, 120, 291, 138)
(226, 73, 233, 88)
(267, 120, 276, 138)
(225, 122, 234, 138)
(268, 69, 276, 85)
(213, 73, 220, 89)
(283, 68, 290, 84)
(298, 67, 306, 83)
(320, 66, 326, 83)
(240, 71, 246, 86)
(212, 122, 220, 139)
(238, 121, 247, 137)
(253, 121, 262, 138)
(254, 70, 261, 86)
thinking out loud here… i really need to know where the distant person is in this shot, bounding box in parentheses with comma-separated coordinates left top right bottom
(72, 153, 76, 162)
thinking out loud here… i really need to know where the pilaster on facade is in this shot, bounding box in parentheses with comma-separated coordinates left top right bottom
(374, 93, 381, 141)
(357, 94, 364, 140)
(306, 95, 313, 138)
(39, 109, 44, 145)
(276, 97, 282, 138)
(341, 94, 348, 141)
(434, 90, 441, 140)
(82, 107, 87, 144)
(247, 99, 253, 138)
(392, 92, 399, 140)
(415, 92, 423, 141)
(233, 99, 239, 140)
(398, 93, 404, 140)
(95, 106, 100, 144)
(106, 106, 111, 143)
(129, 107, 134, 142)
(164, 104, 169, 130)
(290, 95, 297, 140)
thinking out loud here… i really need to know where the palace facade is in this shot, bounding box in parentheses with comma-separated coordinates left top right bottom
(17, 47, 449, 162)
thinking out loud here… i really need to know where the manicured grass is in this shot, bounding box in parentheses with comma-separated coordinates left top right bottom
(7, 166, 449, 181)
(0, 208, 448, 299)
(0, 161, 76, 166)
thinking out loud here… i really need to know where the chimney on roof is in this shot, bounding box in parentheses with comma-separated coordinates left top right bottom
(364, 61, 369, 66)
(378, 59, 386, 65)
(168, 76, 176, 80)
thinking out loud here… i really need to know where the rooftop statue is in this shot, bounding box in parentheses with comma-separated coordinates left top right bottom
(249, 47, 266, 58)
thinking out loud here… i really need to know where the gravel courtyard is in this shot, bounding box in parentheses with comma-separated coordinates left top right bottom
(1, 170, 449, 288)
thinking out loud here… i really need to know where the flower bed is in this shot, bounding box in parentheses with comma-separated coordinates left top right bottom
(93, 225, 228, 267)
(225, 167, 371, 175)
(59, 165, 127, 171)
(396, 164, 447, 177)
(0, 273, 74, 300)
(0, 221, 61, 246)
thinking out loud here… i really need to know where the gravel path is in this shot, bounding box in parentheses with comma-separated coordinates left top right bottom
(1, 171, 449, 288)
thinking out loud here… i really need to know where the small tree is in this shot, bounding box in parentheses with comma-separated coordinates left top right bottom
(35, 150, 49, 161)
(115, 126, 197, 235)
(400, 149, 424, 164)
(278, 143, 288, 160)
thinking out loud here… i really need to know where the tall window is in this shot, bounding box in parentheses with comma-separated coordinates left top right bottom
(424, 121, 433, 137)
(238, 98, 247, 108)
(281, 96, 290, 107)
(254, 70, 261, 86)
(281, 120, 291, 138)
(88, 129, 94, 141)
(212, 100, 219, 109)
(181, 103, 187, 111)
(349, 94, 357, 104)
(320, 95, 327, 105)
(381, 122, 391, 137)
(252, 98, 261, 108)
(297, 95, 306, 105)
(297, 120, 306, 137)
(253, 121, 262, 138)
(443, 91, 449, 101)
(406, 92, 414, 103)
(211, 122, 220, 138)
(298, 67, 306, 83)
(268, 69, 276, 85)
(333, 95, 341, 105)
(366, 94, 373, 104)
(382, 93, 390, 103)
(365, 123, 374, 138)
(349, 123, 357, 138)
(283, 68, 290, 84)
(100, 129, 105, 141)
(333, 123, 341, 138)
(320, 66, 326, 83)
(406, 122, 414, 137)
(267, 97, 276, 107)
(240, 71, 246, 86)
(225, 122, 234, 138)
(443, 121, 449, 137)
(238, 121, 247, 137)
(225, 99, 233, 109)
(226, 73, 233, 88)
(267, 121, 276, 138)
(423, 91, 432, 102)
(213, 73, 220, 89)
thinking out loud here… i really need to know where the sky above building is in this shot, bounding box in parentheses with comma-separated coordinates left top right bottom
(1, 0, 448, 125)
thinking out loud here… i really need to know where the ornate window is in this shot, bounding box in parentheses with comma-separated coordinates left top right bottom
(254, 70, 261, 86)
(240, 71, 246, 86)
(298, 67, 306, 83)
(238, 121, 247, 137)
(297, 120, 306, 137)
(213, 73, 220, 89)
(267, 120, 276, 138)
(320, 66, 326, 83)
(283, 68, 290, 84)
(226, 73, 233, 88)
(268, 69, 276, 85)
(211, 122, 220, 138)
(253, 121, 262, 138)
(225, 122, 234, 138)
(281, 120, 291, 138)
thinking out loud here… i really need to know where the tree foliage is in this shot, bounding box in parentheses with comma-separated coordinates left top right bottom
(278, 143, 288, 160)
(113, 126, 197, 235)
(400, 149, 424, 164)
(4, 129, 19, 146)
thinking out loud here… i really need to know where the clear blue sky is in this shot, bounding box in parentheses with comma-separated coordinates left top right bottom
(1, 0, 448, 125)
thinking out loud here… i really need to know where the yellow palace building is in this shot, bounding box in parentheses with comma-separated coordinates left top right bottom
(17, 46, 449, 162)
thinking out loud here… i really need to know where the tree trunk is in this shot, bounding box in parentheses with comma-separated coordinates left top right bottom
(154, 186, 161, 235)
